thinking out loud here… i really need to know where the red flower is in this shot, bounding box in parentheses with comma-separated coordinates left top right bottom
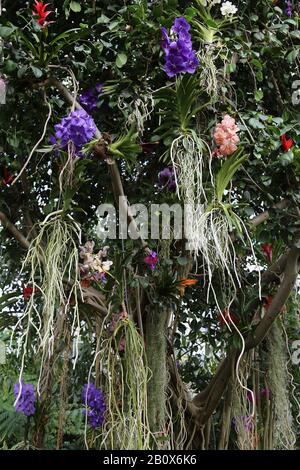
(263, 295, 286, 314)
(80, 279, 91, 288)
(1, 167, 13, 187)
(144, 250, 158, 270)
(23, 286, 34, 300)
(281, 134, 294, 152)
(262, 243, 273, 263)
(218, 308, 239, 327)
(263, 295, 273, 310)
(32, 1, 55, 29)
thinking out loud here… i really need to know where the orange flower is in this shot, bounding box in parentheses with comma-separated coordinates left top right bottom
(179, 278, 198, 287)
(178, 278, 198, 296)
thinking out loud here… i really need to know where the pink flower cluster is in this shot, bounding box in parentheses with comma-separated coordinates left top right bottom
(213, 114, 240, 157)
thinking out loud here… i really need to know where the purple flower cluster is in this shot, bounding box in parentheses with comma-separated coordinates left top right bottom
(161, 17, 199, 78)
(285, 0, 293, 16)
(158, 166, 176, 192)
(79, 83, 103, 114)
(82, 383, 106, 428)
(14, 380, 37, 417)
(54, 109, 97, 154)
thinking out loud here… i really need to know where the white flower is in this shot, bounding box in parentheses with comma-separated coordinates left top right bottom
(202, 0, 221, 5)
(102, 260, 113, 272)
(220, 1, 237, 16)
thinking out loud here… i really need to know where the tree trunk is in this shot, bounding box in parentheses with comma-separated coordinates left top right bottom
(145, 307, 168, 434)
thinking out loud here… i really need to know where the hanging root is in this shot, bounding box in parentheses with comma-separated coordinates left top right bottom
(282, 319, 300, 427)
(166, 362, 189, 450)
(199, 48, 219, 99)
(12, 213, 83, 401)
(266, 321, 296, 450)
(85, 316, 151, 450)
(199, 45, 230, 100)
(170, 132, 212, 206)
(121, 92, 154, 135)
(231, 359, 257, 450)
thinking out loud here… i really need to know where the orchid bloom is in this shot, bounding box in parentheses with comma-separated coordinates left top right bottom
(32, 1, 55, 29)
(213, 114, 240, 157)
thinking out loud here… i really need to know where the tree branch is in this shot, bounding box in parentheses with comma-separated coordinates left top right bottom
(246, 245, 300, 349)
(249, 199, 290, 228)
(0, 211, 30, 250)
(192, 244, 300, 426)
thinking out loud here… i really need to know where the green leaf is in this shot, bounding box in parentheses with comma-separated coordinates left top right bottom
(115, 52, 128, 68)
(216, 150, 247, 202)
(97, 14, 110, 24)
(248, 117, 265, 129)
(0, 26, 16, 38)
(226, 63, 236, 74)
(177, 257, 189, 266)
(286, 49, 299, 63)
(4, 60, 17, 73)
(254, 90, 264, 102)
(70, 1, 81, 12)
(30, 65, 43, 78)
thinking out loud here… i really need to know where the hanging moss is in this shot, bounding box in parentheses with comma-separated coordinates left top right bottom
(266, 321, 296, 450)
(146, 307, 168, 434)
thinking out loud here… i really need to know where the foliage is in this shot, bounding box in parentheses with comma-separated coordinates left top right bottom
(0, 0, 300, 451)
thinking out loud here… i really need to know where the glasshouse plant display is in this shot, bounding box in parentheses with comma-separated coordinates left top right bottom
(0, 0, 300, 451)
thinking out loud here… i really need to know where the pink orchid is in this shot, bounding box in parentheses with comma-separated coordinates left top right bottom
(213, 114, 240, 157)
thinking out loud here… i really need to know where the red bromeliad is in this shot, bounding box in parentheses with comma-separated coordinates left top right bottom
(1, 167, 13, 186)
(262, 243, 273, 263)
(218, 308, 239, 327)
(32, 1, 55, 29)
(23, 286, 34, 300)
(263, 295, 273, 310)
(281, 133, 294, 152)
(263, 295, 286, 314)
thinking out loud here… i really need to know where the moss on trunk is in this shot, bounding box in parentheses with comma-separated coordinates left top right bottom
(145, 308, 168, 434)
